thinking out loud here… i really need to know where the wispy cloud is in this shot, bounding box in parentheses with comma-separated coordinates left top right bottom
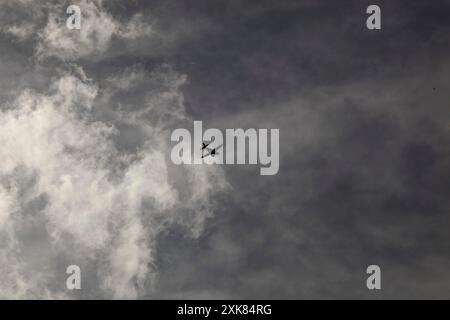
(0, 0, 153, 60)
(0, 0, 227, 298)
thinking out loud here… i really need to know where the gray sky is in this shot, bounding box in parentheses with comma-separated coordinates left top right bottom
(0, 0, 449, 299)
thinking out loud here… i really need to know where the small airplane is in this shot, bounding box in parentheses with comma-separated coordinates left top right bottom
(201, 142, 223, 158)
(201, 142, 210, 150)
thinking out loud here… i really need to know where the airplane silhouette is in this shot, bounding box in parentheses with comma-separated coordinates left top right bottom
(201, 143, 223, 158)
(201, 142, 210, 150)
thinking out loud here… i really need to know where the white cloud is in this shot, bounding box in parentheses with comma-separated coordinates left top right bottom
(0, 0, 227, 300)
(0, 66, 228, 299)
(3, 23, 35, 40)
(0, 0, 153, 61)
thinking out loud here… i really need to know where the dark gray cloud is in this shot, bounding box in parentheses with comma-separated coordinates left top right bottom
(0, 0, 449, 299)
(148, 0, 450, 299)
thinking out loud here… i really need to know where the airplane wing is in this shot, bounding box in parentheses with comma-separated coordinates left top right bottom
(201, 143, 208, 150)
(205, 144, 222, 152)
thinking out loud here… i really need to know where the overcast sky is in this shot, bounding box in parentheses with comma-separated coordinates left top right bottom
(0, 0, 449, 299)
